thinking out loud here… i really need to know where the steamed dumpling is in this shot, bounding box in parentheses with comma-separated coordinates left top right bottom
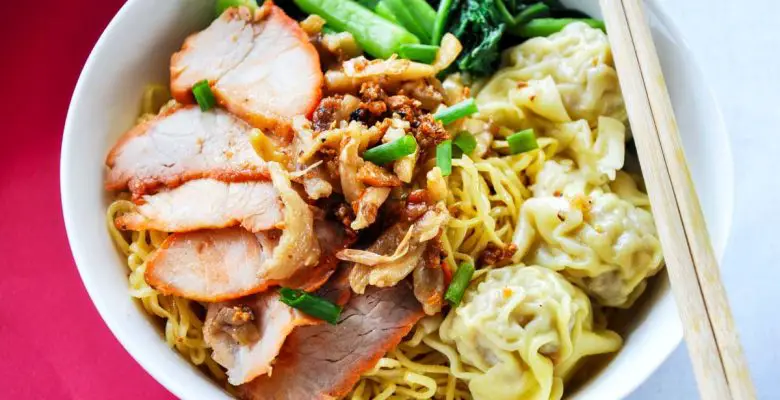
(440, 265, 621, 400)
(531, 159, 588, 198)
(512, 188, 664, 308)
(512, 76, 572, 123)
(476, 23, 625, 128)
(545, 117, 626, 185)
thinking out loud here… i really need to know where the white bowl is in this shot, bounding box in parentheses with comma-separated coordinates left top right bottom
(60, 1, 734, 399)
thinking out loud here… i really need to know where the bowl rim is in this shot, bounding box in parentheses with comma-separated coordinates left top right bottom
(60, 1, 729, 398)
(60, 1, 197, 399)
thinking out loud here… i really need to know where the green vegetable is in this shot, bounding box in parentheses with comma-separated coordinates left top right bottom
(431, 0, 454, 45)
(382, 0, 434, 44)
(192, 80, 216, 111)
(374, 1, 399, 24)
(446, 0, 507, 76)
(495, 0, 517, 24)
(453, 131, 477, 154)
(507, 128, 539, 154)
(444, 262, 475, 306)
(514, 18, 605, 37)
(321, 25, 340, 34)
(442, 0, 595, 76)
(215, 0, 257, 17)
(406, 0, 438, 40)
(293, 0, 419, 59)
(399, 44, 439, 64)
(436, 140, 453, 176)
(354, 0, 380, 9)
(362, 135, 418, 165)
(433, 98, 479, 125)
(279, 288, 342, 325)
(513, 2, 550, 25)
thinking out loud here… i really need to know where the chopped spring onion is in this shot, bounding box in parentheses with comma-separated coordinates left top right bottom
(192, 80, 216, 111)
(362, 135, 417, 165)
(279, 287, 342, 325)
(436, 140, 453, 176)
(399, 44, 439, 64)
(444, 262, 475, 306)
(433, 98, 478, 125)
(431, 0, 453, 45)
(215, 0, 257, 17)
(453, 131, 477, 154)
(507, 129, 539, 154)
(514, 18, 605, 38)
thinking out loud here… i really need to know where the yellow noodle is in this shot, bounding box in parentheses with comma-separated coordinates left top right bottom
(106, 199, 226, 383)
(350, 140, 549, 398)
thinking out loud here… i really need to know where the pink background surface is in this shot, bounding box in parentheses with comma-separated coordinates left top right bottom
(0, 1, 173, 398)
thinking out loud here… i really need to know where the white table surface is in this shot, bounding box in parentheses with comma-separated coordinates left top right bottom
(630, 0, 779, 398)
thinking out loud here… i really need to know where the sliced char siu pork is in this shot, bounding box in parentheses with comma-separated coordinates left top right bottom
(203, 268, 353, 386)
(105, 105, 267, 200)
(114, 179, 283, 233)
(237, 282, 424, 400)
(204, 292, 317, 385)
(144, 207, 349, 302)
(170, 2, 323, 135)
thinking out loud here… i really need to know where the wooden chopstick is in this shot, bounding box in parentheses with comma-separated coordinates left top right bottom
(599, 0, 756, 399)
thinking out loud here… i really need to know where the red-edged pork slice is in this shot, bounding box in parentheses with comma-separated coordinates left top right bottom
(170, 4, 323, 134)
(238, 282, 424, 400)
(115, 179, 283, 233)
(169, 8, 255, 100)
(145, 217, 348, 302)
(204, 267, 354, 386)
(204, 292, 317, 385)
(105, 105, 267, 199)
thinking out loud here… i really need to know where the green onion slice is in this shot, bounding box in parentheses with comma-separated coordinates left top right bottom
(444, 262, 475, 306)
(362, 135, 417, 165)
(453, 131, 477, 154)
(279, 288, 342, 325)
(434, 98, 478, 125)
(436, 140, 453, 176)
(192, 80, 217, 111)
(215, 0, 257, 17)
(399, 44, 439, 64)
(507, 129, 539, 154)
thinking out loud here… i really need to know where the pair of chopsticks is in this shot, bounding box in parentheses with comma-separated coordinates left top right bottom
(599, 0, 756, 399)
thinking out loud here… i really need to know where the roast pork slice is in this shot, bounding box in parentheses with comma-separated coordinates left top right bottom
(105, 105, 267, 199)
(115, 179, 283, 233)
(238, 282, 424, 400)
(204, 267, 354, 386)
(144, 216, 348, 303)
(170, 3, 322, 134)
(204, 292, 316, 385)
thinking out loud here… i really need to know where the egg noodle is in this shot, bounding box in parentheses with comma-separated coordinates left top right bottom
(106, 199, 227, 382)
(350, 137, 560, 400)
(350, 23, 642, 400)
